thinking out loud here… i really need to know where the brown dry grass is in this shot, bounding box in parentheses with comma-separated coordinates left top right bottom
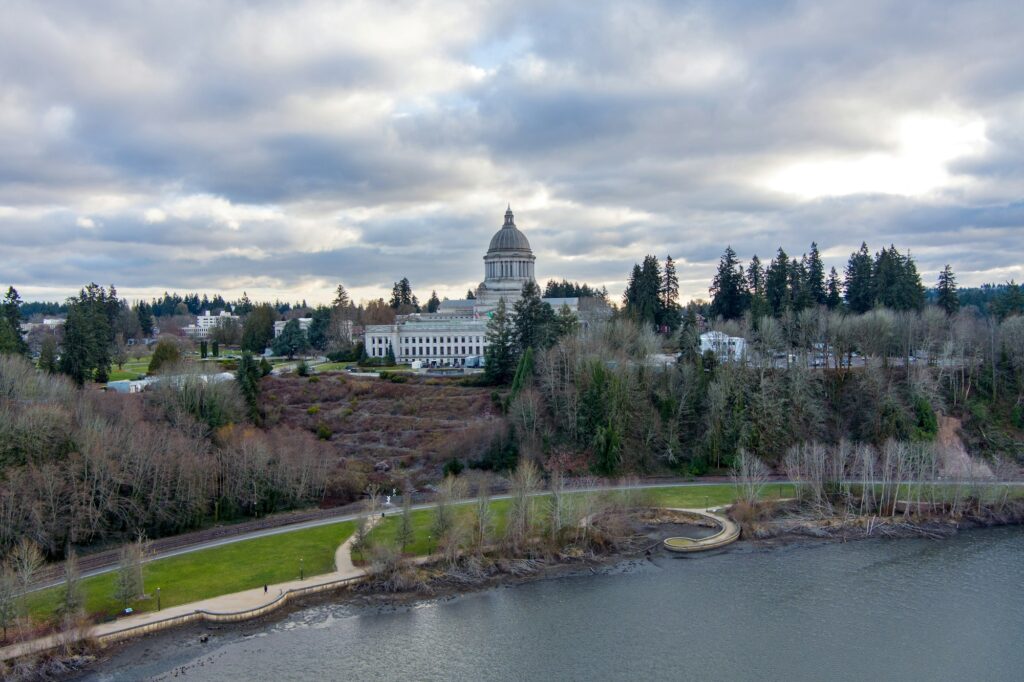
(261, 375, 505, 497)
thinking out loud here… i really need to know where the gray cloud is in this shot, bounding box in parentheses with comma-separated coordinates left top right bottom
(1, 0, 1022, 305)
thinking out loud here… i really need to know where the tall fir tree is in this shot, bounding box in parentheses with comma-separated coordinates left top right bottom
(484, 299, 516, 384)
(709, 246, 748, 320)
(236, 351, 262, 421)
(38, 334, 58, 372)
(806, 242, 826, 305)
(332, 284, 351, 309)
(58, 284, 112, 385)
(659, 255, 681, 331)
(765, 248, 791, 316)
(844, 242, 874, 313)
(426, 290, 441, 313)
(512, 281, 555, 353)
(825, 267, 843, 310)
(936, 264, 960, 315)
(789, 257, 812, 311)
(1, 287, 28, 355)
(746, 255, 769, 323)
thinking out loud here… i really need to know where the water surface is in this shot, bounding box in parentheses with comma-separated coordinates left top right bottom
(86, 527, 1024, 681)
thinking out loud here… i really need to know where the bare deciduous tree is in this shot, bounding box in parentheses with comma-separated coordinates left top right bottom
(730, 449, 770, 505)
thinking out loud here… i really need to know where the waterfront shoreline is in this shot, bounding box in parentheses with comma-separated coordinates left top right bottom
(8, 510, 1024, 681)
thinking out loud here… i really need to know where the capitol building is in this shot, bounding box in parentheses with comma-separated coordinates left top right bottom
(364, 206, 580, 367)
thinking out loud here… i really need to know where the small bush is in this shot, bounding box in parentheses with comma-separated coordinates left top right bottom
(1012, 405, 1024, 430)
(316, 422, 332, 440)
(308, 376, 320, 383)
(442, 458, 464, 477)
(296, 360, 309, 377)
(307, 405, 320, 415)
(912, 395, 938, 441)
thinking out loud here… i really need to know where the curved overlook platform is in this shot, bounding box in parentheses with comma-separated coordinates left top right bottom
(661, 507, 740, 552)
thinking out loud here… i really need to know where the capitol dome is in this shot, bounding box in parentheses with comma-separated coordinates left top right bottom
(477, 205, 537, 310)
(487, 206, 532, 253)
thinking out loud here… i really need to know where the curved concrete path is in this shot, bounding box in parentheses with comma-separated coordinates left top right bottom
(661, 507, 740, 552)
(0, 518, 378, 664)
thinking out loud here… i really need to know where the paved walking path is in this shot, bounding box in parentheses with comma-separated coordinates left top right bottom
(662, 507, 741, 552)
(0, 519, 378, 663)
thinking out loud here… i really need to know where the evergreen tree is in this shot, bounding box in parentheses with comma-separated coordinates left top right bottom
(0, 318, 18, 355)
(512, 280, 556, 353)
(991, 281, 1024, 320)
(38, 334, 58, 372)
(509, 346, 534, 397)
(936, 264, 960, 315)
(466, 289, 476, 300)
(271, 318, 309, 359)
(790, 257, 812, 311)
(241, 304, 276, 353)
(2, 287, 28, 355)
(212, 339, 220, 357)
(746, 255, 769, 322)
(709, 246, 748, 320)
(385, 342, 396, 366)
(484, 299, 516, 384)
(59, 284, 113, 385)
(200, 340, 208, 358)
(623, 264, 643, 311)
(806, 242, 826, 305)
(332, 284, 351, 309)
(59, 304, 94, 385)
(661, 255, 679, 305)
(746, 255, 764, 296)
(872, 245, 903, 309)
(825, 267, 842, 310)
(844, 242, 874, 313)
(135, 301, 154, 337)
(236, 351, 262, 422)
(765, 248, 791, 316)
(660, 255, 682, 331)
(307, 306, 332, 350)
(389, 281, 403, 309)
(389, 277, 419, 311)
(148, 339, 181, 374)
(898, 250, 926, 311)
(554, 304, 579, 339)
(427, 290, 441, 313)
(873, 246, 925, 311)
(235, 292, 254, 315)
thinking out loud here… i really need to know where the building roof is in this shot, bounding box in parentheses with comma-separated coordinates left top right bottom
(487, 206, 532, 253)
(438, 299, 474, 310)
(541, 297, 580, 307)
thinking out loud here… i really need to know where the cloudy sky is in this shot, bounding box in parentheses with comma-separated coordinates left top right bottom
(2, 0, 1022, 306)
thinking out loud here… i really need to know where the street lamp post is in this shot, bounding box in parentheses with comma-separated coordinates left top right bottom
(156, 587, 161, 611)
(300, 557, 304, 580)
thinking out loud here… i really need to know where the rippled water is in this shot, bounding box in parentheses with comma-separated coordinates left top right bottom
(85, 527, 1024, 681)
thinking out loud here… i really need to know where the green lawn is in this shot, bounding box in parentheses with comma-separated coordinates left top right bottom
(316, 361, 355, 372)
(107, 356, 152, 381)
(28, 520, 354, 622)
(366, 484, 797, 558)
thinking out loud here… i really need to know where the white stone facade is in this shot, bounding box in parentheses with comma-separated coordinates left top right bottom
(183, 310, 239, 340)
(363, 207, 578, 367)
(274, 317, 313, 337)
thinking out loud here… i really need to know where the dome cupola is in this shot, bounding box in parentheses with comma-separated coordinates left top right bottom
(479, 205, 536, 301)
(487, 205, 532, 253)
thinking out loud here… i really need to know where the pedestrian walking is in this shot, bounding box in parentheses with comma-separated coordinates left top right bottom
(264, 584, 268, 594)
